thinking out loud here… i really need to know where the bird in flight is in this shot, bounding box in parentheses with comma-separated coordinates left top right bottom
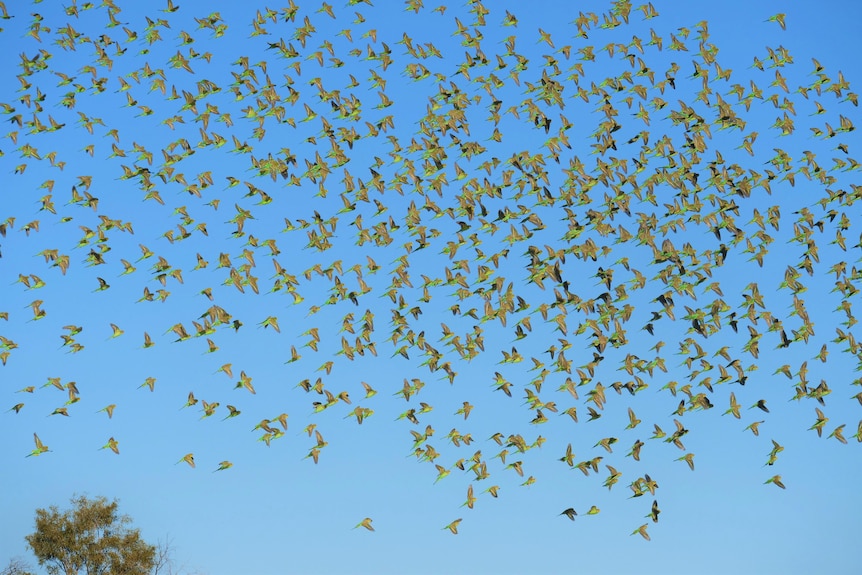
(765, 13, 787, 30)
(27, 433, 49, 457)
(177, 453, 195, 468)
(765, 475, 786, 489)
(443, 518, 462, 535)
(101, 437, 120, 455)
(631, 523, 650, 541)
(354, 517, 374, 531)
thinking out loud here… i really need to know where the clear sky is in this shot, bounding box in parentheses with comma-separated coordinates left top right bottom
(2, 1, 861, 574)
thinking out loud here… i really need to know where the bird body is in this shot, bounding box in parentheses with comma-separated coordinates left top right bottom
(765, 475, 785, 489)
(355, 517, 374, 531)
(631, 523, 650, 541)
(443, 518, 462, 534)
(27, 433, 49, 457)
(101, 437, 119, 454)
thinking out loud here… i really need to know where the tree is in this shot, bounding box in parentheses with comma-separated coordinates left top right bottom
(151, 536, 205, 575)
(25, 495, 155, 575)
(1, 557, 35, 575)
(151, 537, 176, 575)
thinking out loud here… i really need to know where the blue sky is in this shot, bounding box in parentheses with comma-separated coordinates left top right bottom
(1, 1, 861, 573)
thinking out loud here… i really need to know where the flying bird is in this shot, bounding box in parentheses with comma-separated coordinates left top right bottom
(101, 437, 119, 455)
(631, 523, 650, 541)
(443, 518, 462, 535)
(354, 517, 374, 531)
(27, 433, 49, 457)
(177, 453, 195, 468)
(765, 475, 786, 489)
(766, 13, 787, 30)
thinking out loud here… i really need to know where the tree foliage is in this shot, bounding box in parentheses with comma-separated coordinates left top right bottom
(25, 495, 155, 575)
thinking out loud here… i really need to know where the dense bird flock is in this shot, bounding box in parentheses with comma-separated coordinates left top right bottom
(2, 0, 861, 541)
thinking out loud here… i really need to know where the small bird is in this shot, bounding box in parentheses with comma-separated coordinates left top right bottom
(751, 399, 769, 413)
(560, 507, 577, 521)
(101, 437, 119, 455)
(181, 392, 198, 410)
(744, 420, 765, 436)
(809, 408, 829, 437)
(463, 484, 477, 509)
(455, 401, 473, 419)
(139, 377, 156, 392)
(766, 13, 786, 30)
(443, 518, 462, 534)
(361, 382, 377, 398)
(97, 404, 116, 418)
(766, 440, 784, 466)
(724, 392, 741, 419)
(649, 500, 661, 523)
(214, 461, 233, 472)
(560, 443, 575, 467)
(177, 453, 195, 468)
(434, 464, 450, 483)
(355, 517, 374, 531)
(765, 475, 786, 489)
(631, 523, 650, 541)
(627, 439, 644, 461)
(259, 316, 280, 332)
(676, 452, 695, 471)
(626, 407, 641, 429)
(27, 433, 49, 457)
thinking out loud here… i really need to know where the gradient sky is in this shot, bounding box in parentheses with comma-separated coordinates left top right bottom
(2, 1, 861, 574)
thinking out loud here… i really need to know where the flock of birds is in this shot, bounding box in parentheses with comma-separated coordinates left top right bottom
(2, 0, 861, 541)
